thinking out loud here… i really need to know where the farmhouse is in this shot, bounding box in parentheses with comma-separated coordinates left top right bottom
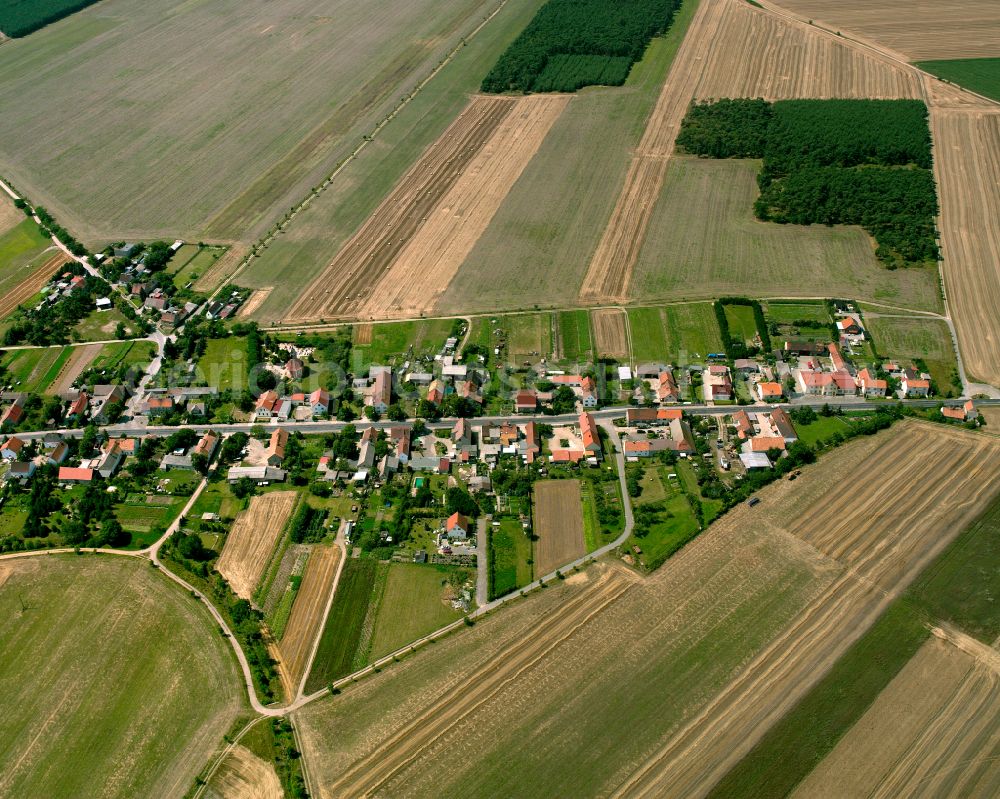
(941, 399, 977, 422)
(47, 442, 69, 465)
(194, 431, 220, 461)
(0, 401, 25, 428)
(58, 466, 95, 484)
(445, 512, 471, 540)
(657, 371, 679, 404)
(368, 366, 392, 414)
(266, 428, 289, 466)
(579, 413, 602, 454)
(515, 389, 538, 413)
(732, 410, 753, 439)
(901, 375, 931, 397)
(426, 379, 446, 405)
(4, 461, 36, 483)
(703, 365, 733, 402)
(856, 367, 887, 398)
(754, 382, 783, 402)
(285, 356, 305, 380)
(309, 388, 330, 416)
(67, 392, 89, 420)
(626, 407, 684, 427)
(1, 436, 25, 460)
(769, 407, 798, 443)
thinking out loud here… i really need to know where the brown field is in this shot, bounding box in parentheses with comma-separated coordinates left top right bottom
(236, 287, 272, 320)
(194, 244, 248, 294)
(359, 95, 570, 319)
(928, 107, 1000, 386)
(0, 197, 22, 235)
(533, 480, 586, 576)
(50, 343, 103, 395)
(353, 324, 373, 345)
(581, 0, 920, 303)
(205, 744, 283, 799)
(980, 406, 1000, 432)
(278, 544, 342, 692)
(794, 632, 1000, 798)
(293, 421, 1000, 798)
(286, 96, 516, 323)
(591, 309, 629, 359)
(615, 422, 1000, 798)
(0, 251, 64, 320)
(216, 491, 298, 600)
(768, 0, 1000, 61)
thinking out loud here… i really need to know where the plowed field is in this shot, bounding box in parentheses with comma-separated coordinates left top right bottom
(929, 107, 1000, 385)
(794, 632, 1000, 798)
(533, 480, 585, 576)
(287, 97, 516, 322)
(591, 309, 629, 359)
(278, 544, 342, 692)
(217, 491, 298, 600)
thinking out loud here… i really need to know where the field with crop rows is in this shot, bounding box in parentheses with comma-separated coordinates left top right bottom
(533, 481, 586, 582)
(292, 422, 1000, 797)
(0, 556, 244, 799)
(0, 0, 498, 243)
(216, 491, 298, 600)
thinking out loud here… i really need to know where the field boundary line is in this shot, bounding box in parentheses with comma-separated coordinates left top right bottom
(207, 0, 513, 305)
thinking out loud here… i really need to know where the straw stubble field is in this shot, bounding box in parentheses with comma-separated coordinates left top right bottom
(292, 421, 1000, 798)
(533, 480, 586, 576)
(216, 491, 298, 600)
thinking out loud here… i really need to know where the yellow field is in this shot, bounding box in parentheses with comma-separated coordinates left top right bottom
(216, 492, 298, 600)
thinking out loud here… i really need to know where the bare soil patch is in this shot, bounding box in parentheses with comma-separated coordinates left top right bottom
(0, 197, 23, 235)
(279, 544, 342, 691)
(768, 0, 1000, 61)
(286, 96, 516, 323)
(533, 480, 586, 576)
(591, 309, 629, 359)
(236, 287, 272, 319)
(217, 491, 298, 600)
(794, 633, 1000, 798)
(352, 323, 373, 345)
(580, 0, 920, 303)
(364, 94, 570, 319)
(206, 744, 283, 799)
(928, 104, 1000, 385)
(50, 343, 102, 395)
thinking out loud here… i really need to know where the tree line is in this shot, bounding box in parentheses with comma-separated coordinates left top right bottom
(676, 98, 938, 267)
(481, 0, 680, 93)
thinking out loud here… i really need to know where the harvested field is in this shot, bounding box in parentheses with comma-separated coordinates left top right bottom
(194, 244, 248, 294)
(207, 747, 281, 799)
(278, 544, 342, 692)
(794, 633, 1000, 798)
(49, 342, 102, 394)
(287, 96, 516, 323)
(0, 0, 497, 242)
(353, 324, 373, 345)
(236, 287, 272, 320)
(205, 744, 283, 799)
(0, 556, 244, 799)
(591, 309, 629, 360)
(581, 0, 921, 303)
(217, 492, 298, 600)
(0, 251, 64, 320)
(928, 107, 1000, 385)
(533, 481, 586, 578)
(0, 197, 22, 234)
(359, 94, 569, 319)
(769, 0, 1000, 61)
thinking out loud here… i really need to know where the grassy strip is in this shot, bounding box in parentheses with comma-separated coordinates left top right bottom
(708, 491, 1000, 798)
(239, 718, 309, 799)
(917, 58, 1000, 103)
(303, 557, 378, 692)
(706, 602, 930, 799)
(907, 493, 1000, 643)
(37, 347, 74, 392)
(269, 573, 302, 641)
(253, 494, 302, 607)
(352, 561, 390, 671)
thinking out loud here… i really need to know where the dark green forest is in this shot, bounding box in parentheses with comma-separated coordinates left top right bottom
(481, 0, 681, 93)
(0, 0, 101, 37)
(676, 98, 938, 267)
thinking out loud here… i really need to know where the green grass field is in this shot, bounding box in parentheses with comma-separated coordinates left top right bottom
(763, 301, 830, 325)
(1, 345, 73, 393)
(724, 304, 758, 344)
(628, 307, 671, 363)
(305, 557, 379, 692)
(792, 415, 854, 448)
(628, 466, 701, 571)
(369, 563, 466, 659)
(352, 318, 454, 371)
(438, 0, 701, 316)
(630, 158, 943, 313)
(165, 244, 199, 273)
(626, 303, 724, 364)
(72, 307, 136, 342)
(0, 555, 245, 799)
(918, 58, 1000, 102)
(87, 339, 157, 376)
(196, 336, 248, 391)
(0, 0, 501, 244)
(488, 519, 534, 599)
(169, 246, 226, 289)
(0, 217, 51, 288)
(556, 310, 593, 362)
(241, 0, 548, 321)
(865, 314, 959, 395)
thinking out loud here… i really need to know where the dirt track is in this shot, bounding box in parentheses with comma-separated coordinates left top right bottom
(928, 106, 1000, 386)
(591, 309, 629, 359)
(533, 480, 586, 577)
(206, 744, 283, 799)
(611, 422, 1000, 798)
(279, 544, 342, 690)
(769, 0, 1000, 60)
(795, 633, 1000, 798)
(580, 0, 921, 304)
(217, 492, 298, 600)
(0, 251, 65, 319)
(286, 96, 516, 322)
(362, 94, 569, 319)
